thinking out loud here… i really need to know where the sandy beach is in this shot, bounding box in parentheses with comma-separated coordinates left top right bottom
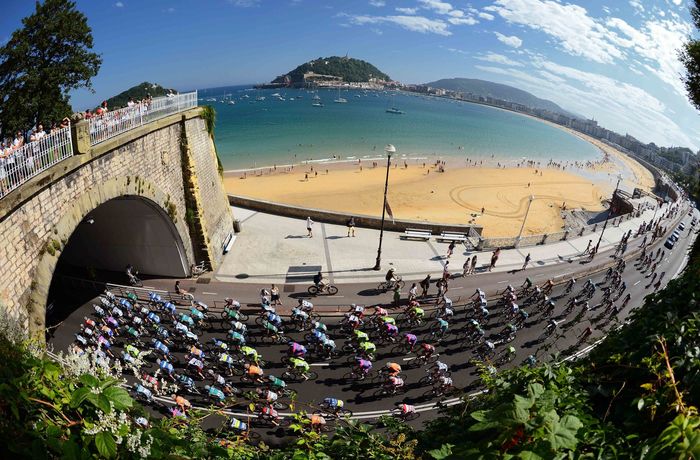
(225, 165, 610, 237)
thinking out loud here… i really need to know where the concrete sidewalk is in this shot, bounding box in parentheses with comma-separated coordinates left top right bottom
(216, 202, 670, 285)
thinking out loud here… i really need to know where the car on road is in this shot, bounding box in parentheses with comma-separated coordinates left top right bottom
(679, 222, 685, 231)
(665, 237, 676, 250)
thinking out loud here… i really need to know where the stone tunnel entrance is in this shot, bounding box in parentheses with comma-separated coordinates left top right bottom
(46, 195, 189, 332)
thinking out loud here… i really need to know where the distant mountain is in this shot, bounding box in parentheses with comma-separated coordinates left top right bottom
(105, 82, 177, 109)
(271, 56, 390, 85)
(425, 78, 574, 116)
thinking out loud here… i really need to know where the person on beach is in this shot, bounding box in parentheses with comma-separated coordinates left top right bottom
(347, 217, 356, 237)
(306, 217, 314, 237)
(446, 241, 456, 259)
(420, 274, 431, 298)
(522, 253, 531, 270)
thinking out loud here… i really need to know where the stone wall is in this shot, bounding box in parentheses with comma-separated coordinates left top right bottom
(0, 108, 232, 336)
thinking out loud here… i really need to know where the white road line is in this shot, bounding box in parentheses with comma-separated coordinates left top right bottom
(633, 280, 641, 286)
(402, 357, 416, 361)
(309, 363, 330, 367)
(202, 292, 218, 295)
(451, 287, 464, 290)
(497, 280, 509, 284)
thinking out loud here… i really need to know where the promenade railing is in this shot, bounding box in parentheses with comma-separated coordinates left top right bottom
(0, 126, 73, 198)
(88, 91, 198, 145)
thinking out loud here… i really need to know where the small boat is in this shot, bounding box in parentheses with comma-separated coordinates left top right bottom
(333, 87, 348, 103)
(255, 96, 266, 101)
(312, 102, 324, 107)
(241, 94, 250, 99)
(386, 107, 404, 114)
(271, 92, 281, 97)
(312, 92, 321, 100)
(228, 100, 235, 105)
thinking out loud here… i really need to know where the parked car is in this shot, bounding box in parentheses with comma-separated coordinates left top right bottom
(665, 237, 676, 249)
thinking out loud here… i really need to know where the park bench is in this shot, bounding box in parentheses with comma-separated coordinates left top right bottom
(402, 228, 432, 241)
(437, 232, 468, 243)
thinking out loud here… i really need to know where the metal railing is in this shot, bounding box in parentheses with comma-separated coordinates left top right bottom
(0, 126, 73, 198)
(88, 91, 198, 145)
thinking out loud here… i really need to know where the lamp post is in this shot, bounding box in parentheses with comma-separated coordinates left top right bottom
(515, 195, 534, 248)
(593, 174, 622, 257)
(373, 144, 395, 271)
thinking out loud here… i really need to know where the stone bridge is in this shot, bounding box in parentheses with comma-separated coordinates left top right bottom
(0, 107, 233, 336)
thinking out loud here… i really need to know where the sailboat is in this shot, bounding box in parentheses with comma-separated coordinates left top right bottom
(333, 87, 347, 104)
(385, 97, 404, 114)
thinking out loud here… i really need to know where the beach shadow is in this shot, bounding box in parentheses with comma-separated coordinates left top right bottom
(284, 235, 308, 239)
(325, 236, 344, 240)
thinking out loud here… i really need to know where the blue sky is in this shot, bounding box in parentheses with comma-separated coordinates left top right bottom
(2, 0, 699, 151)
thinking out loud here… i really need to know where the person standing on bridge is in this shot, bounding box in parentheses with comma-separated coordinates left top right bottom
(306, 217, 314, 237)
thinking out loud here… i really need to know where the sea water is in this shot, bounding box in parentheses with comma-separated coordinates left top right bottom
(202, 85, 602, 170)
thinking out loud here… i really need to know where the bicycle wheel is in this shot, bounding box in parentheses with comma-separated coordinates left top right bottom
(327, 285, 339, 295)
(397, 280, 406, 289)
(309, 312, 321, 322)
(305, 370, 318, 381)
(376, 282, 388, 292)
(272, 401, 289, 411)
(307, 285, 319, 296)
(403, 411, 420, 421)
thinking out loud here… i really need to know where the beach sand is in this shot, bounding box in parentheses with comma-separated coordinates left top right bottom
(225, 165, 609, 237)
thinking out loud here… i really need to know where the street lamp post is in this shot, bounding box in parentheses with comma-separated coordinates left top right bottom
(593, 174, 622, 256)
(373, 144, 395, 271)
(515, 195, 534, 248)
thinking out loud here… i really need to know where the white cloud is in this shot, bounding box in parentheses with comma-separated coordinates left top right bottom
(229, 0, 260, 6)
(478, 12, 495, 20)
(369, 0, 385, 7)
(448, 17, 478, 25)
(629, 0, 644, 13)
(344, 14, 451, 35)
(419, 0, 454, 15)
(115, 1, 124, 7)
(475, 61, 698, 149)
(395, 7, 417, 14)
(488, 0, 624, 64)
(475, 52, 524, 66)
(494, 32, 522, 48)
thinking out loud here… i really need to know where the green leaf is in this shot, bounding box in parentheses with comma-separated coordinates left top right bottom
(61, 440, 81, 460)
(517, 451, 545, 460)
(96, 393, 112, 413)
(70, 387, 91, 408)
(79, 374, 100, 388)
(428, 443, 454, 459)
(548, 415, 583, 451)
(94, 432, 117, 459)
(102, 386, 132, 411)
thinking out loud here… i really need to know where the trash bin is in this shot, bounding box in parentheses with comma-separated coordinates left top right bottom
(233, 219, 241, 233)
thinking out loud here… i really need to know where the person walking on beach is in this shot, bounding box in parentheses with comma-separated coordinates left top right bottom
(446, 241, 456, 259)
(522, 253, 531, 270)
(346, 216, 356, 237)
(488, 248, 501, 272)
(306, 217, 314, 237)
(420, 274, 431, 298)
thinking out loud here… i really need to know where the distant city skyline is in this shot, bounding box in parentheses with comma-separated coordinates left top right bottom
(1, 0, 699, 151)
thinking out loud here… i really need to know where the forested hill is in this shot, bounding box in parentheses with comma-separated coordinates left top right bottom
(426, 77, 573, 115)
(105, 82, 177, 109)
(273, 56, 390, 83)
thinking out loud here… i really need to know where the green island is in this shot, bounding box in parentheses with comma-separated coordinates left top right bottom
(265, 56, 390, 87)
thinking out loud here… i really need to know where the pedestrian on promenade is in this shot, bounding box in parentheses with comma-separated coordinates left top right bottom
(270, 284, 281, 306)
(306, 217, 314, 237)
(436, 278, 448, 302)
(522, 253, 531, 270)
(442, 261, 451, 280)
(470, 255, 478, 274)
(488, 248, 500, 272)
(393, 286, 401, 308)
(420, 274, 431, 297)
(462, 259, 470, 276)
(346, 216, 356, 237)
(582, 239, 592, 255)
(408, 283, 417, 302)
(446, 241, 456, 259)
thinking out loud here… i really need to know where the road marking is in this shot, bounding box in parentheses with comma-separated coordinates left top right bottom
(402, 357, 416, 361)
(633, 280, 641, 286)
(144, 286, 157, 289)
(451, 287, 464, 290)
(309, 363, 330, 367)
(202, 292, 218, 295)
(497, 280, 509, 284)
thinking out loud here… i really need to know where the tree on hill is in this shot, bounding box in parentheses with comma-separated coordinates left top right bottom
(104, 82, 177, 110)
(274, 56, 390, 83)
(0, 0, 101, 135)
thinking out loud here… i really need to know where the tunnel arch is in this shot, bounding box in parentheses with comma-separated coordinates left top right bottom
(29, 177, 193, 336)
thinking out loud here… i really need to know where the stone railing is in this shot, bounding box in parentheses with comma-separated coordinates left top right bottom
(88, 91, 198, 145)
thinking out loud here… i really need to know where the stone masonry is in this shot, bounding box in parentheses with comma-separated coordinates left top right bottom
(0, 108, 233, 337)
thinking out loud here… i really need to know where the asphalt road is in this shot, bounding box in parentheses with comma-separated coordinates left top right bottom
(48, 206, 698, 443)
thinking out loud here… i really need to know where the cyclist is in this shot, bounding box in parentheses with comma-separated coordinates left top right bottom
(431, 361, 449, 379)
(521, 277, 533, 290)
(224, 298, 241, 310)
(244, 363, 265, 384)
(134, 416, 150, 429)
(319, 336, 337, 357)
(188, 344, 205, 360)
(321, 398, 346, 415)
(384, 322, 399, 341)
(419, 343, 436, 360)
(352, 329, 370, 344)
(397, 403, 416, 418)
(478, 340, 496, 359)
(178, 312, 195, 328)
(504, 345, 516, 361)
(171, 394, 191, 414)
(177, 374, 197, 392)
(291, 307, 309, 325)
(259, 405, 280, 426)
(435, 375, 454, 394)
(187, 357, 206, 379)
(385, 267, 399, 287)
(546, 319, 560, 335)
(174, 321, 189, 336)
(313, 321, 328, 334)
(228, 417, 249, 435)
(204, 385, 226, 405)
(404, 332, 418, 351)
(542, 279, 554, 295)
(298, 298, 314, 312)
(386, 375, 405, 393)
(266, 375, 288, 393)
(125, 343, 141, 358)
(265, 310, 283, 328)
(96, 335, 115, 357)
(471, 288, 486, 301)
(141, 373, 160, 391)
(256, 387, 279, 405)
(309, 414, 327, 432)
(134, 384, 153, 402)
(287, 341, 307, 358)
(146, 310, 160, 325)
(358, 341, 377, 358)
(343, 313, 363, 330)
(373, 306, 388, 317)
(240, 345, 261, 364)
(501, 324, 517, 342)
(218, 353, 236, 375)
(288, 357, 311, 380)
(209, 337, 230, 353)
(433, 318, 449, 337)
(354, 357, 373, 377)
(384, 362, 402, 377)
(229, 320, 247, 335)
(408, 305, 425, 324)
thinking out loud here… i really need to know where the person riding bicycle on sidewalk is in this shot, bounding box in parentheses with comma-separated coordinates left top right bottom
(313, 271, 328, 291)
(386, 267, 399, 286)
